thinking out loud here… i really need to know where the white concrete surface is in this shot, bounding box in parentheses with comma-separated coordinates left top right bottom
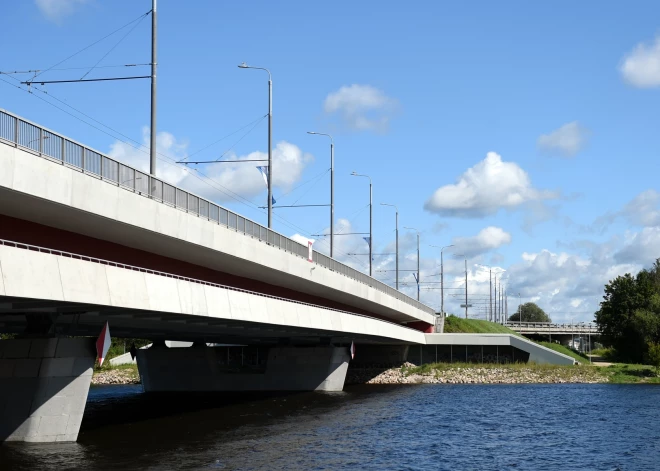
(137, 345, 350, 392)
(0, 143, 434, 325)
(0, 338, 95, 443)
(0, 244, 426, 345)
(424, 333, 576, 365)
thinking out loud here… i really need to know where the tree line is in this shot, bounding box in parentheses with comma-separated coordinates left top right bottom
(596, 259, 660, 364)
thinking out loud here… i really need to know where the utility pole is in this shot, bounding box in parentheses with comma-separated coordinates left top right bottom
(350, 172, 372, 275)
(494, 276, 497, 323)
(464, 258, 468, 319)
(240, 63, 273, 227)
(381, 204, 398, 290)
(308, 133, 334, 256)
(150, 0, 157, 177)
(404, 227, 420, 301)
(489, 270, 492, 322)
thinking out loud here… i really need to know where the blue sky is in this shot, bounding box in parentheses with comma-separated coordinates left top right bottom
(3, 0, 660, 321)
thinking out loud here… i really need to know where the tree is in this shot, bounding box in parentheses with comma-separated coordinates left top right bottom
(595, 259, 660, 363)
(508, 302, 551, 322)
(647, 342, 660, 375)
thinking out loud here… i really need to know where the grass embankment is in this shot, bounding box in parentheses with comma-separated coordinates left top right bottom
(537, 341, 589, 364)
(443, 316, 523, 336)
(444, 316, 590, 364)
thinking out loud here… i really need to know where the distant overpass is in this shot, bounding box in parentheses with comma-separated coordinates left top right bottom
(506, 322, 600, 336)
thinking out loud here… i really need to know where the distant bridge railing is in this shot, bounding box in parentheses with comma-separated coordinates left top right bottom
(0, 108, 434, 316)
(506, 322, 600, 334)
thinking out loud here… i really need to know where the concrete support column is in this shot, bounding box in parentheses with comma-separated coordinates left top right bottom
(138, 345, 350, 392)
(0, 338, 95, 443)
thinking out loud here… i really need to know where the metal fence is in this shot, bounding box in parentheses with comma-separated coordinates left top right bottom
(0, 238, 422, 334)
(506, 322, 600, 333)
(0, 108, 434, 315)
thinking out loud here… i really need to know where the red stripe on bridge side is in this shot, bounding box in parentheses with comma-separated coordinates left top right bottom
(0, 215, 432, 333)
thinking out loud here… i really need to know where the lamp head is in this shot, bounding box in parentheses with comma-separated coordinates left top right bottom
(238, 62, 249, 68)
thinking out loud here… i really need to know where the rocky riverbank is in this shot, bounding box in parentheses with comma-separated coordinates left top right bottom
(92, 367, 141, 385)
(346, 362, 609, 385)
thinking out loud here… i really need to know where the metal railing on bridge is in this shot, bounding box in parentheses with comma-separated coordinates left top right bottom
(0, 108, 434, 316)
(506, 322, 600, 334)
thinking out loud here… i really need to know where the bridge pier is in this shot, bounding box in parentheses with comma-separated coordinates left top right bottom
(137, 344, 351, 392)
(0, 337, 95, 443)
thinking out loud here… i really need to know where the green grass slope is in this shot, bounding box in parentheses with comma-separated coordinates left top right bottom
(443, 316, 523, 336)
(536, 341, 588, 364)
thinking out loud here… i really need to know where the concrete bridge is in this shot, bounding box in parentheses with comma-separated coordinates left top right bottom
(506, 322, 600, 336)
(0, 109, 575, 443)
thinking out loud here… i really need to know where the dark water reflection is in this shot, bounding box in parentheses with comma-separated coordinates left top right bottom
(2, 383, 660, 470)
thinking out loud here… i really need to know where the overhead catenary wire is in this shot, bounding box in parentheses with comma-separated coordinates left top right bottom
(79, 12, 150, 80)
(32, 10, 152, 81)
(1, 75, 375, 274)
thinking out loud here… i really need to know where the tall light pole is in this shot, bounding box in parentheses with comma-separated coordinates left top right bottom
(404, 227, 420, 301)
(381, 203, 398, 290)
(453, 253, 467, 318)
(489, 270, 492, 322)
(494, 275, 498, 323)
(239, 62, 273, 228)
(518, 293, 522, 322)
(150, 0, 158, 177)
(351, 172, 372, 276)
(430, 244, 454, 317)
(308, 132, 334, 257)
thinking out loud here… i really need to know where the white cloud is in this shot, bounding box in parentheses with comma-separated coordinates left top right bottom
(622, 189, 660, 227)
(291, 234, 315, 247)
(588, 189, 660, 233)
(620, 36, 660, 88)
(452, 227, 512, 257)
(537, 121, 589, 157)
(323, 84, 397, 132)
(424, 151, 557, 217)
(108, 128, 313, 203)
(35, 0, 88, 22)
(615, 227, 660, 264)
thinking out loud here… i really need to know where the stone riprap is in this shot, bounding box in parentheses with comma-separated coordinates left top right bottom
(346, 363, 608, 385)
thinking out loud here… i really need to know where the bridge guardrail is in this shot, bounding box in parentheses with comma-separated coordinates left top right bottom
(0, 238, 425, 334)
(0, 108, 434, 316)
(506, 322, 600, 333)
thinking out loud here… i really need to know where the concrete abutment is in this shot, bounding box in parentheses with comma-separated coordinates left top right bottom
(0, 337, 95, 443)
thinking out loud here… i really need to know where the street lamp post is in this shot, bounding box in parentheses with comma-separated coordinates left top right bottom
(493, 274, 500, 323)
(404, 227, 420, 301)
(239, 62, 273, 228)
(453, 253, 467, 318)
(518, 293, 522, 322)
(351, 172, 372, 276)
(150, 0, 158, 177)
(308, 132, 334, 258)
(381, 203, 398, 290)
(430, 244, 454, 317)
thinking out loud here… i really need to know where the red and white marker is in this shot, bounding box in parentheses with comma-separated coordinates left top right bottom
(350, 341, 355, 360)
(96, 322, 111, 367)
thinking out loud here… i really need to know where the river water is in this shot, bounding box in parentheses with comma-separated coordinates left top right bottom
(1, 383, 659, 470)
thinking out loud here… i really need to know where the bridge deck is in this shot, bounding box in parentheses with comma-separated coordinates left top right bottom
(0, 108, 434, 327)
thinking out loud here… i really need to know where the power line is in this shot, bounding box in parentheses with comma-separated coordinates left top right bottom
(32, 10, 152, 81)
(2, 73, 373, 275)
(80, 11, 149, 80)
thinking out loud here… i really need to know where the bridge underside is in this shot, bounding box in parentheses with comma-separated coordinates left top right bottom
(0, 296, 406, 346)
